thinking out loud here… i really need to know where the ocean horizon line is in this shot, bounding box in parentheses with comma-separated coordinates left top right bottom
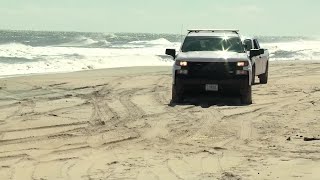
(0, 28, 317, 38)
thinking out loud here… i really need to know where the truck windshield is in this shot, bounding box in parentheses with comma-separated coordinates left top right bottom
(181, 36, 245, 53)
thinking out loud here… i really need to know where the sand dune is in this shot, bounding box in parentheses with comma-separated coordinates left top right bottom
(0, 62, 320, 180)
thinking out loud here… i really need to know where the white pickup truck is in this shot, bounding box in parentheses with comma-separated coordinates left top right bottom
(166, 29, 267, 105)
(243, 38, 269, 84)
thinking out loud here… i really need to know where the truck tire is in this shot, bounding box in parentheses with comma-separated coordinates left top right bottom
(259, 62, 269, 84)
(240, 85, 252, 105)
(251, 65, 255, 85)
(171, 84, 184, 103)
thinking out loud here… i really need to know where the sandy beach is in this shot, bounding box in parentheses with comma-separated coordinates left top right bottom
(0, 61, 319, 180)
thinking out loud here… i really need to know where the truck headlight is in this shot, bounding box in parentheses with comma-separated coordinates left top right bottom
(175, 60, 188, 66)
(237, 61, 248, 67)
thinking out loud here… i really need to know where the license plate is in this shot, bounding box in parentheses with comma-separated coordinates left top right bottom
(205, 84, 218, 91)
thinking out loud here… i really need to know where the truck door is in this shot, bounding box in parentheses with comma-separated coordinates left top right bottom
(253, 39, 263, 75)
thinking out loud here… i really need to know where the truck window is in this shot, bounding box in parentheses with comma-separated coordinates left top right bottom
(181, 36, 244, 53)
(244, 39, 253, 51)
(253, 39, 260, 49)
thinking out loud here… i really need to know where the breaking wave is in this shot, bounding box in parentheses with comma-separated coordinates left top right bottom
(129, 38, 173, 45)
(0, 42, 175, 77)
(262, 40, 320, 61)
(58, 36, 111, 47)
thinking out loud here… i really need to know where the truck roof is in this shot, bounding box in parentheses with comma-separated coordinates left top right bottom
(188, 29, 239, 33)
(187, 32, 240, 37)
(186, 29, 240, 37)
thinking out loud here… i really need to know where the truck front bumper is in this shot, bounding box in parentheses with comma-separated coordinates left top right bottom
(175, 77, 249, 93)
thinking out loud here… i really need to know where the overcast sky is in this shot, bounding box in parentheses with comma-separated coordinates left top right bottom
(0, 0, 319, 36)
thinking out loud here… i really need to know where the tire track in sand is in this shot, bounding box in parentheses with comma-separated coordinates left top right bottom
(118, 88, 146, 121)
(86, 77, 126, 129)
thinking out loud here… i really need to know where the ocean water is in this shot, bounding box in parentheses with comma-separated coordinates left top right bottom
(0, 30, 319, 77)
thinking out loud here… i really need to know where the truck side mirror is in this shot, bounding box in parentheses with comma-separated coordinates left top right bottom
(259, 49, 264, 55)
(165, 49, 176, 59)
(250, 49, 261, 58)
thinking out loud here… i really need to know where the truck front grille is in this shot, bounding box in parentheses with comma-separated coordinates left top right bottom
(185, 62, 237, 80)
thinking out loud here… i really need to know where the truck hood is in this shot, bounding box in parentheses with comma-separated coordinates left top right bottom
(176, 51, 249, 62)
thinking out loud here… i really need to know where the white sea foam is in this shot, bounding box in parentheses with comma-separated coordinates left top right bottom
(0, 42, 177, 77)
(1, 37, 320, 77)
(129, 38, 173, 45)
(262, 40, 320, 61)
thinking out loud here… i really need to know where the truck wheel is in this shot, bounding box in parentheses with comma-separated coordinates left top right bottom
(259, 62, 269, 84)
(251, 65, 255, 85)
(240, 85, 252, 105)
(171, 84, 184, 103)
